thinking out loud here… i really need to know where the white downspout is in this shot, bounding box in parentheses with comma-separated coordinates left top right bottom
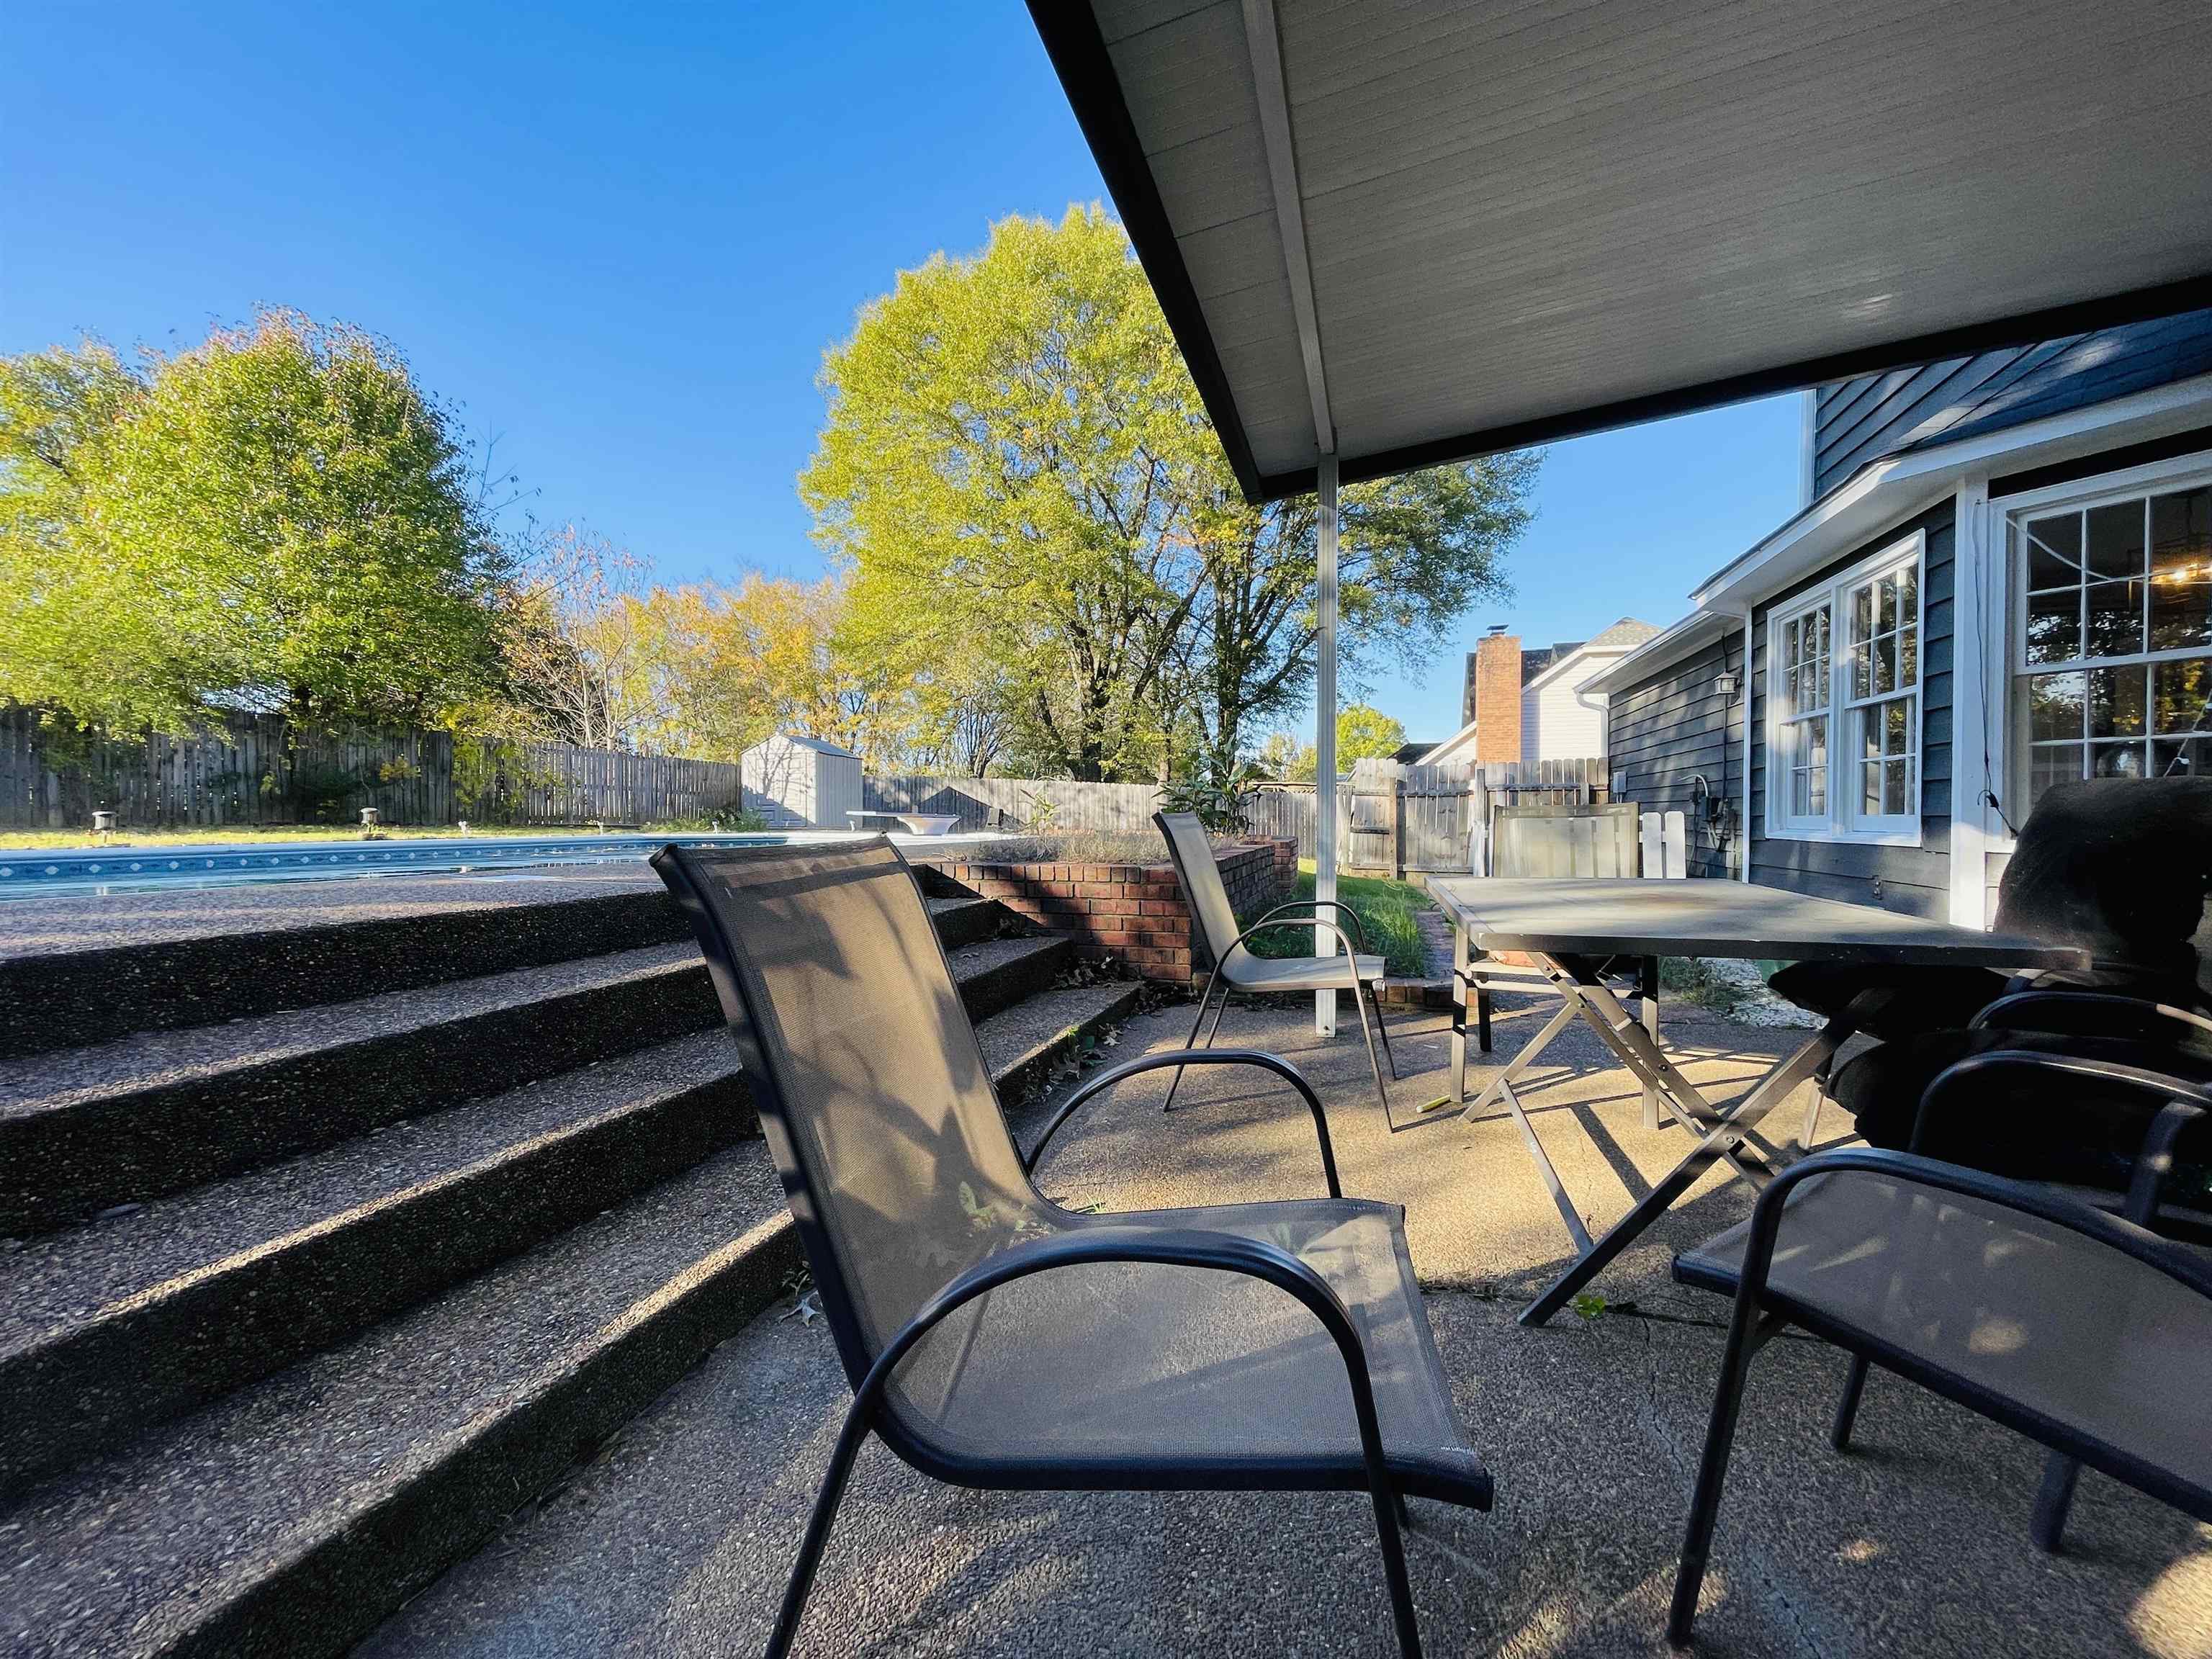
(1315, 451, 1339, 1034)
(1738, 608, 1753, 882)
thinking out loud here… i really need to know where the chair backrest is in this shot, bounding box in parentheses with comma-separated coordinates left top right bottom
(1154, 811, 1243, 966)
(1995, 778, 2212, 994)
(652, 839, 1046, 1392)
(1489, 801, 1641, 878)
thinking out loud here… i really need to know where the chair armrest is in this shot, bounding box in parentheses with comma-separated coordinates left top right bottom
(1023, 1047, 1340, 1197)
(1249, 898, 1370, 953)
(1971, 989, 2212, 1047)
(1228, 914, 1360, 963)
(849, 1222, 1447, 1509)
(2125, 1101, 2209, 1226)
(1913, 1047, 2212, 1155)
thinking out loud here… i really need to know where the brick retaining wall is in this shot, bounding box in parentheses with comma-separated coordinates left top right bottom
(924, 838, 1298, 985)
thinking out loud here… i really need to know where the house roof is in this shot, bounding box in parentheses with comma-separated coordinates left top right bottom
(1585, 366, 2212, 694)
(1427, 619, 1660, 761)
(1028, 1, 2212, 503)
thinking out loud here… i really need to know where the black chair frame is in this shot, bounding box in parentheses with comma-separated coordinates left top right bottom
(654, 845, 1485, 1659)
(1668, 1145, 2212, 1647)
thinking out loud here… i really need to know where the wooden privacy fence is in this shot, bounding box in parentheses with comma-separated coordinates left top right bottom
(0, 706, 745, 830)
(1241, 757, 1611, 876)
(863, 774, 1164, 834)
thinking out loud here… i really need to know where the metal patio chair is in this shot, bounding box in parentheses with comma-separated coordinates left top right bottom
(652, 838, 1491, 1659)
(1152, 809, 1396, 1112)
(1665, 1135, 2212, 1647)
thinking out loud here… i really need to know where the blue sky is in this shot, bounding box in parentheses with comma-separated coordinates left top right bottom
(5, 0, 1802, 745)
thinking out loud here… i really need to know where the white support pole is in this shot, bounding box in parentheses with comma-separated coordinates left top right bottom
(1316, 450, 1340, 1035)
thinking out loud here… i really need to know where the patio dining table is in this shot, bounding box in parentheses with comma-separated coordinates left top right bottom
(1424, 877, 2086, 1326)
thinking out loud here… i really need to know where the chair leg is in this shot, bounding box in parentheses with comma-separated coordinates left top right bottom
(1163, 968, 1223, 1112)
(1365, 1482, 1424, 1659)
(1830, 1354, 1869, 1451)
(1349, 972, 1390, 1112)
(1667, 1309, 1769, 1647)
(2031, 1454, 2081, 1553)
(767, 1400, 874, 1659)
(1369, 977, 1399, 1079)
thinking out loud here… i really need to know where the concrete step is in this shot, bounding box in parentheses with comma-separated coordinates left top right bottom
(0, 1030, 752, 1496)
(975, 977, 1149, 1110)
(0, 872, 1010, 1061)
(0, 871, 687, 1061)
(0, 944, 716, 1235)
(0, 925, 1049, 1235)
(0, 1141, 801, 1659)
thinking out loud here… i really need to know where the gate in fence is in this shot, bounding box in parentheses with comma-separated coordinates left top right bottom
(1241, 757, 1611, 876)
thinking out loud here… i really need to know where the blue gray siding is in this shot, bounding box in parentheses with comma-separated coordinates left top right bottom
(1604, 634, 1743, 881)
(1812, 310, 2212, 497)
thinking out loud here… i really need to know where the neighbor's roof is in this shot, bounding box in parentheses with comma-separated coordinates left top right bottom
(1029, 1, 2212, 502)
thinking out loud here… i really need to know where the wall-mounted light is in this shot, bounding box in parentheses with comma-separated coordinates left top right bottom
(1714, 671, 1740, 701)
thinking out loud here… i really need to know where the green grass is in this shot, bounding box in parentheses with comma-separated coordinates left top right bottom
(1241, 860, 1434, 978)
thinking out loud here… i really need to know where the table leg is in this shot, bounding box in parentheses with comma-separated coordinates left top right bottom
(1449, 920, 1470, 1105)
(1640, 956, 1660, 1131)
(1519, 1020, 1844, 1327)
(1452, 994, 1581, 1120)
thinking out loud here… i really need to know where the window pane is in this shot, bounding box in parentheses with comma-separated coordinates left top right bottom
(2148, 497, 2212, 655)
(1861, 760, 1881, 814)
(2086, 500, 2145, 579)
(1807, 714, 1827, 773)
(2026, 588, 2080, 665)
(1851, 585, 1873, 644)
(1897, 565, 1917, 628)
(2025, 513, 2082, 588)
(2084, 578, 2145, 660)
(2152, 734, 2211, 779)
(1782, 619, 1799, 673)
(2090, 739, 2147, 780)
(2152, 657, 2212, 732)
(2029, 742, 2085, 809)
(1791, 767, 1809, 816)
(2087, 665, 2146, 738)
(1876, 575, 1896, 634)
(1883, 757, 1908, 816)
(1884, 698, 1909, 755)
(1808, 755, 1825, 812)
(1873, 634, 1897, 694)
(1851, 644, 1871, 698)
(1899, 624, 1918, 686)
(2028, 672, 2085, 742)
(1861, 709, 1881, 763)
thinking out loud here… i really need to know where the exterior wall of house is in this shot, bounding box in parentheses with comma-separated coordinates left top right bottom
(1744, 498, 1959, 918)
(1812, 312, 2212, 495)
(1604, 635, 1741, 881)
(1521, 652, 1615, 764)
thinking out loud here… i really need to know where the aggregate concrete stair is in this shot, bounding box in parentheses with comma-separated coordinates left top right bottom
(0, 861, 1144, 1659)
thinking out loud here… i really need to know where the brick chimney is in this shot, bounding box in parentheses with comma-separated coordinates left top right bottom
(1473, 629, 1521, 763)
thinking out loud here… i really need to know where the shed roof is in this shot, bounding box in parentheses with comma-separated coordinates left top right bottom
(1030, 1, 2212, 503)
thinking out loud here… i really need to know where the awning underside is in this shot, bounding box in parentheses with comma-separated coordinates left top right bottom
(1037, 0, 2212, 500)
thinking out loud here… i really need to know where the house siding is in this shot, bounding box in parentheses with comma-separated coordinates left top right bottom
(1604, 636, 1742, 881)
(1746, 500, 1957, 919)
(1812, 310, 2212, 496)
(1521, 655, 1614, 764)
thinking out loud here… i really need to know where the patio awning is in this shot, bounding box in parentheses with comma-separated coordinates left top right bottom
(1030, 0, 2212, 503)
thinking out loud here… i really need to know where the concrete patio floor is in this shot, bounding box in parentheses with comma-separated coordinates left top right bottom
(361, 987, 2212, 1658)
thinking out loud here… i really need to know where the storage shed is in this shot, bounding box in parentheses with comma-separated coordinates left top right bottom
(739, 734, 861, 830)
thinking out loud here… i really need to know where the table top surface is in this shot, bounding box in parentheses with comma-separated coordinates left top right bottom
(1424, 877, 2086, 969)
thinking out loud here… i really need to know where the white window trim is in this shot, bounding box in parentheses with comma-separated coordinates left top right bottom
(1995, 449, 2212, 822)
(1763, 531, 1928, 846)
(1768, 596, 1832, 837)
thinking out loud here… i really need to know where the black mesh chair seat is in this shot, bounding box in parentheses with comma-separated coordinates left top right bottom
(1666, 1153, 2212, 1647)
(897, 1196, 1484, 1501)
(652, 838, 1486, 1658)
(1677, 1171, 2212, 1492)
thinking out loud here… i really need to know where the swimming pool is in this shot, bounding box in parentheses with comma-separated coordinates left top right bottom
(0, 830, 997, 899)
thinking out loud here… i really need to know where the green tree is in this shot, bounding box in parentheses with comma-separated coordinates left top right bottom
(1252, 704, 1407, 781)
(0, 311, 507, 734)
(802, 207, 1534, 783)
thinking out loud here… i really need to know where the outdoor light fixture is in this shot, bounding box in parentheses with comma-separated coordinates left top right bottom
(1714, 671, 1740, 700)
